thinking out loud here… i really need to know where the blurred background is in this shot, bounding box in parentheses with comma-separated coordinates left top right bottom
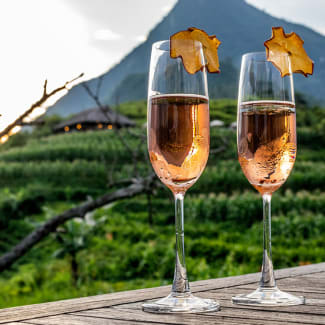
(0, 0, 324, 307)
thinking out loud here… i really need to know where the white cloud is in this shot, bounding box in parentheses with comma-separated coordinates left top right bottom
(134, 35, 146, 42)
(0, 0, 120, 131)
(93, 29, 122, 41)
(162, 5, 173, 13)
(1, 0, 324, 133)
(245, 0, 325, 36)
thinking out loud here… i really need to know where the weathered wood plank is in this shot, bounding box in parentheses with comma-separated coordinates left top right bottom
(0, 288, 170, 324)
(5, 322, 40, 325)
(192, 263, 325, 291)
(30, 311, 314, 325)
(211, 287, 325, 300)
(237, 274, 325, 293)
(0, 263, 323, 324)
(300, 273, 325, 279)
(200, 291, 325, 314)
(5, 322, 39, 325)
(233, 284, 325, 293)
(2, 322, 30, 325)
(115, 289, 325, 311)
(74, 306, 325, 325)
(277, 275, 325, 290)
(116, 286, 325, 310)
(18, 315, 240, 325)
(17, 315, 160, 325)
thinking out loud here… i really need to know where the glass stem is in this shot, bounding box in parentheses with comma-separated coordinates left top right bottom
(172, 193, 190, 295)
(260, 193, 276, 288)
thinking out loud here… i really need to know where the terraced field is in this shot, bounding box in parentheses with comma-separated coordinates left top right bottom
(0, 99, 323, 308)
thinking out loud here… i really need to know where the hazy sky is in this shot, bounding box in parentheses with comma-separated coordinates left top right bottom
(0, 0, 324, 133)
(246, 0, 325, 34)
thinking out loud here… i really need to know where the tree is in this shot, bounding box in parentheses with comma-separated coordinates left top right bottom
(0, 175, 156, 272)
(0, 75, 228, 273)
(0, 74, 83, 142)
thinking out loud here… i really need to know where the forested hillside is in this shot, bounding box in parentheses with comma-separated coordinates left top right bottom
(0, 98, 324, 307)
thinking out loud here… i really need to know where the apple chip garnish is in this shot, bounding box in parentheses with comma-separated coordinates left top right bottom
(170, 27, 221, 74)
(264, 26, 314, 77)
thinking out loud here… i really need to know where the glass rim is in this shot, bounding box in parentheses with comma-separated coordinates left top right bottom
(240, 99, 295, 106)
(152, 40, 169, 52)
(152, 39, 203, 52)
(242, 51, 290, 62)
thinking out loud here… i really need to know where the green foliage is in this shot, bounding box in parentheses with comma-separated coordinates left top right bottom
(0, 132, 29, 150)
(209, 99, 237, 126)
(0, 99, 323, 308)
(0, 129, 142, 162)
(113, 100, 147, 125)
(32, 115, 64, 138)
(2, 190, 322, 308)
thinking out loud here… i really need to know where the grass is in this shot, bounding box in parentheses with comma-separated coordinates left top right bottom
(0, 98, 323, 307)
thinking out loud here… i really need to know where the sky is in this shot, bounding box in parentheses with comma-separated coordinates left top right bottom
(0, 0, 325, 134)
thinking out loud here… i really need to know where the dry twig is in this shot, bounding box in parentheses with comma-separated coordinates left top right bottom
(81, 81, 146, 178)
(0, 73, 84, 139)
(0, 175, 155, 272)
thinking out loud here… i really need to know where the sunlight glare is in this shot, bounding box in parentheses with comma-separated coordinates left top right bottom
(0, 0, 113, 132)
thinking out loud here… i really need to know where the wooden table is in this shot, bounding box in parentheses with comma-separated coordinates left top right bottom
(1, 263, 325, 325)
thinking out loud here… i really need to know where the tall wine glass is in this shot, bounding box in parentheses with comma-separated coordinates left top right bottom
(142, 40, 219, 313)
(232, 52, 304, 306)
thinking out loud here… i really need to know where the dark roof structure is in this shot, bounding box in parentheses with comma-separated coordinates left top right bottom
(54, 106, 135, 132)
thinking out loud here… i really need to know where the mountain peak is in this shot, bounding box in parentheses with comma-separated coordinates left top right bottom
(47, 0, 325, 117)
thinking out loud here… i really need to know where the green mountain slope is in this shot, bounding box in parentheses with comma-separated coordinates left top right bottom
(47, 0, 325, 117)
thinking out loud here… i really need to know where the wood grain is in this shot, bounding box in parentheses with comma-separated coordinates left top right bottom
(75, 306, 325, 325)
(0, 263, 324, 325)
(17, 315, 153, 325)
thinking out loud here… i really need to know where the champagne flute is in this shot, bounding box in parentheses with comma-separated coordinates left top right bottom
(142, 40, 219, 313)
(232, 51, 304, 306)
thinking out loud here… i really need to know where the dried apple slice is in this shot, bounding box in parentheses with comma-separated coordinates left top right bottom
(264, 26, 314, 77)
(170, 27, 221, 74)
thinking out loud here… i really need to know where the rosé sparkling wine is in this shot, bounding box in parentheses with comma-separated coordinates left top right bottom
(238, 101, 296, 195)
(143, 39, 219, 313)
(232, 51, 304, 306)
(148, 94, 209, 194)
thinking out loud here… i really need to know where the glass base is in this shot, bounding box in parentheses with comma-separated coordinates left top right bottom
(232, 286, 305, 306)
(142, 292, 220, 313)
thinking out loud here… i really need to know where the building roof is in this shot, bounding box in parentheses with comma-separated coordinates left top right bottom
(54, 106, 135, 131)
(210, 119, 225, 127)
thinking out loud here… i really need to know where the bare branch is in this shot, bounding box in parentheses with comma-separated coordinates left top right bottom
(42, 79, 48, 97)
(82, 82, 103, 109)
(0, 74, 158, 272)
(81, 81, 144, 178)
(96, 75, 104, 98)
(0, 73, 84, 140)
(0, 175, 155, 272)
